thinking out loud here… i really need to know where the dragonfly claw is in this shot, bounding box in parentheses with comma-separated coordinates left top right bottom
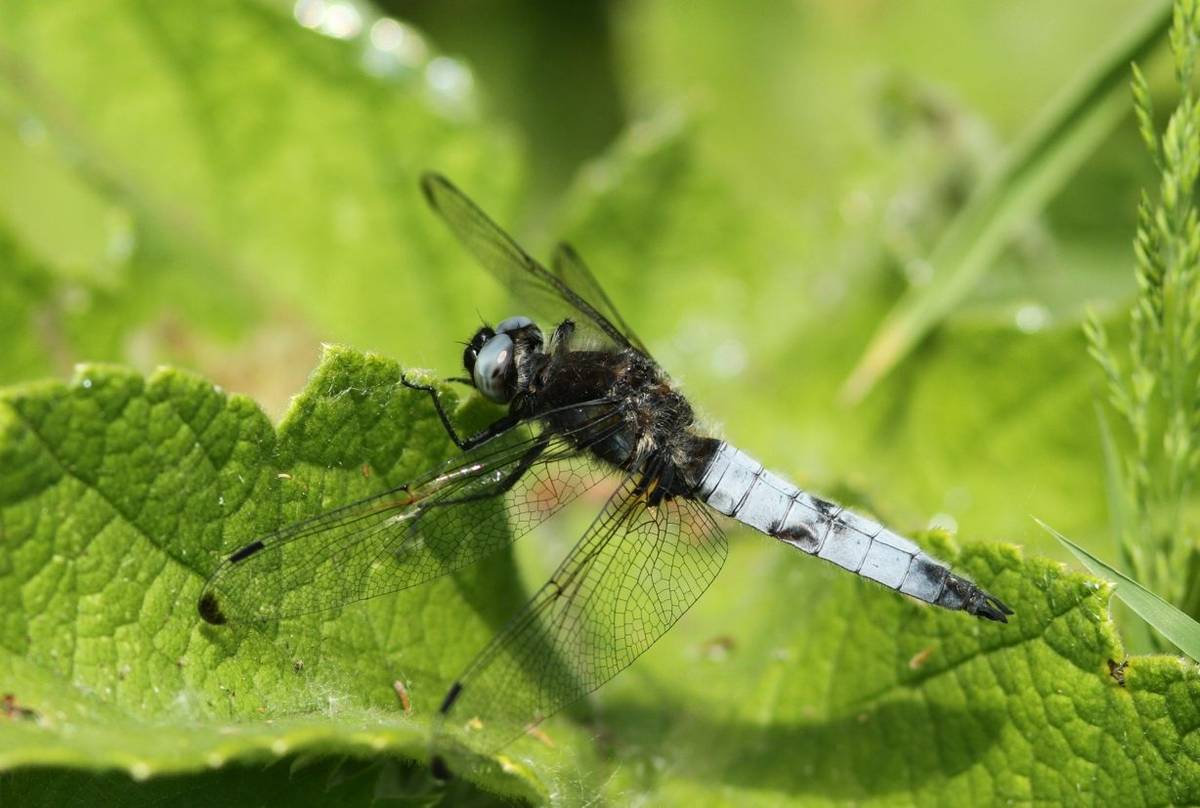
(967, 589, 1014, 623)
(940, 571, 1013, 622)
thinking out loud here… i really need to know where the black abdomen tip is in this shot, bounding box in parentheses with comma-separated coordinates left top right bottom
(197, 592, 227, 625)
(970, 591, 1014, 623)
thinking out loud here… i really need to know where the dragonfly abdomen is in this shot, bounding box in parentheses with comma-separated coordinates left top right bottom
(695, 442, 1011, 622)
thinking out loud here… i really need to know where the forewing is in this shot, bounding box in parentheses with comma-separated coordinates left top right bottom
(420, 173, 638, 352)
(197, 405, 627, 624)
(435, 477, 727, 752)
(550, 242, 651, 358)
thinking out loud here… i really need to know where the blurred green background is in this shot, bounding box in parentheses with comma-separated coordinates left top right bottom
(0, 0, 1163, 588)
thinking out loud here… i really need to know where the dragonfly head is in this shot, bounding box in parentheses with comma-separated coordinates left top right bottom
(463, 315, 544, 404)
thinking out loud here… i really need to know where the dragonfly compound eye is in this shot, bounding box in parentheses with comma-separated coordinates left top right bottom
(495, 315, 534, 334)
(472, 333, 516, 403)
(462, 326, 495, 376)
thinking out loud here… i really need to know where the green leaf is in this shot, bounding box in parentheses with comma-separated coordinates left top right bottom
(4, 350, 1200, 805)
(0, 346, 544, 803)
(592, 535, 1200, 805)
(840, 0, 1171, 402)
(0, 757, 501, 808)
(1038, 518, 1200, 661)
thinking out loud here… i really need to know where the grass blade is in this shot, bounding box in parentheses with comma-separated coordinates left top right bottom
(1036, 517, 1200, 661)
(1093, 403, 1157, 652)
(841, 0, 1172, 404)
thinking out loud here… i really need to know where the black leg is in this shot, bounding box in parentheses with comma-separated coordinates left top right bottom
(401, 373, 467, 447)
(426, 436, 549, 511)
(403, 369, 520, 446)
(647, 461, 675, 507)
(634, 452, 666, 500)
(404, 438, 547, 556)
(551, 319, 576, 356)
(459, 413, 523, 451)
(401, 373, 518, 450)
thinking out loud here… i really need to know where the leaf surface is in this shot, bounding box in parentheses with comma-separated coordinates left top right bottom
(2, 349, 1199, 806)
(0, 347, 543, 802)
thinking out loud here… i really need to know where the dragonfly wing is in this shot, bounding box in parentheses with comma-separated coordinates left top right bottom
(550, 242, 652, 359)
(197, 402, 627, 624)
(434, 476, 727, 753)
(420, 173, 639, 353)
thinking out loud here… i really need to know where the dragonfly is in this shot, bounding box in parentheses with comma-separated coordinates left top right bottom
(197, 173, 1012, 772)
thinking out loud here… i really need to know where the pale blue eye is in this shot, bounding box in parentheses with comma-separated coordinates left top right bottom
(496, 315, 534, 334)
(472, 333, 515, 403)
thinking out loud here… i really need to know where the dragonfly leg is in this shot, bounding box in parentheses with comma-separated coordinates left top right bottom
(633, 451, 674, 506)
(401, 373, 519, 450)
(647, 462, 677, 507)
(406, 437, 551, 540)
(550, 319, 576, 355)
(427, 436, 549, 512)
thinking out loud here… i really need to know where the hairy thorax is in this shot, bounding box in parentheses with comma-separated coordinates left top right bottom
(533, 348, 718, 494)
